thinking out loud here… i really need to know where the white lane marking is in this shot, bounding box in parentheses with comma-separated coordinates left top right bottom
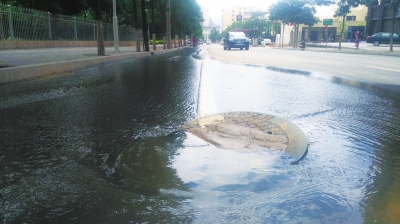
(366, 66, 400, 73)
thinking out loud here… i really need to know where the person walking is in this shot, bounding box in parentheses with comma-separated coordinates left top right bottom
(193, 37, 197, 47)
(355, 29, 360, 39)
(354, 29, 360, 49)
(355, 37, 360, 49)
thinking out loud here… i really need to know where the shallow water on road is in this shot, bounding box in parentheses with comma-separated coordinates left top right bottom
(1, 47, 399, 223)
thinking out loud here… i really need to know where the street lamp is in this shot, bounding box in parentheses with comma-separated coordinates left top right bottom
(112, 0, 119, 53)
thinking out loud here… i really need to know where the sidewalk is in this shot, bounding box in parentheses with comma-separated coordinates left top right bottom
(1, 42, 399, 84)
(0, 45, 184, 83)
(271, 41, 400, 57)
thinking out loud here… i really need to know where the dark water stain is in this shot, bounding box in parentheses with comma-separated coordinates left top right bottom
(265, 65, 311, 75)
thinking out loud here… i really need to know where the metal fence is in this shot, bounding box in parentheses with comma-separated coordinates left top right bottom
(0, 3, 136, 41)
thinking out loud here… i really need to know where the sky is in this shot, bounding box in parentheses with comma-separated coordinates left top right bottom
(196, 0, 333, 25)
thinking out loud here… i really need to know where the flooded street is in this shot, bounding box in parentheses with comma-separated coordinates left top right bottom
(1, 47, 400, 223)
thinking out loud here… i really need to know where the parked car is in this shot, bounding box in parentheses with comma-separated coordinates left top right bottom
(257, 38, 263, 45)
(198, 39, 203, 45)
(366, 32, 400, 46)
(186, 39, 191, 45)
(223, 32, 250, 50)
(261, 39, 272, 45)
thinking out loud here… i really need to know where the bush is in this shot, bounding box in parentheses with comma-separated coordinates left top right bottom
(149, 40, 163, 45)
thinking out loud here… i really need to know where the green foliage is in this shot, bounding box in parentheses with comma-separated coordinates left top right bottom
(1, 0, 87, 15)
(150, 40, 164, 44)
(209, 28, 220, 42)
(1, 0, 203, 40)
(333, 0, 361, 18)
(269, 0, 319, 26)
(272, 22, 281, 34)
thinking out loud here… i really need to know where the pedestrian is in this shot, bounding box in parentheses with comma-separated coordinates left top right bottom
(355, 29, 360, 39)
(355, 37, 360, 50)
(193, 37, 197, 47)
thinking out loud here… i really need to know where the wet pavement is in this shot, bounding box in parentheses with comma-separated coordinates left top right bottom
(0, 45, 400, 223)
(0, 46, 164, 67)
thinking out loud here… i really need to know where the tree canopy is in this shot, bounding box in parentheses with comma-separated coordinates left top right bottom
(1, 0, 203, 39)
(269, 0, 319, 26)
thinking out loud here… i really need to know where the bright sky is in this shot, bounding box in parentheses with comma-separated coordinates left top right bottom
(196, 0, 333, 25)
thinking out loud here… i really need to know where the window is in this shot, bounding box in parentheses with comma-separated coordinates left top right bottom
(346, 16, 356, 21)
(381, 33, 389, 38)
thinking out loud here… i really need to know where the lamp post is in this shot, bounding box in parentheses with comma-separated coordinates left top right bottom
(112, 0, 119, 53)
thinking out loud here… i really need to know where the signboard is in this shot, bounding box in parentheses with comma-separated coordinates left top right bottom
(323, 19, 333, 25)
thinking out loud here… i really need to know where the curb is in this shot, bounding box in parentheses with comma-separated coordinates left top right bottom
(0, 47, 182, 84)
(270, 45, 400, 57)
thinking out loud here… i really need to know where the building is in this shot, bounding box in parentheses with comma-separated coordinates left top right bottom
(366, 2, 400, 36)
(201, 7, 219, 41)
(221, 6, 268, 31)
(297, 5, 368, 42)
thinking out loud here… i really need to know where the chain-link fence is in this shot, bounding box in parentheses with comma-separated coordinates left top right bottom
(0, 4, 136, 41)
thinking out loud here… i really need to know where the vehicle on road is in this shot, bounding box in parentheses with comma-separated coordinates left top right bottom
(257, 38, 263, 45)
(230, 28, 249, 37)
(186, 39, 191, 45)
(366, 32, 400, 46)
(261, 39, 272, 45)
(206, 39, 211, 45)
(223, 31, 250, 50)
(198, 39, 203, 45)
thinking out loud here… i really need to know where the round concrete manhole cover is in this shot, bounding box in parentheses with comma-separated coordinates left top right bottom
(181, 111, 307, 160)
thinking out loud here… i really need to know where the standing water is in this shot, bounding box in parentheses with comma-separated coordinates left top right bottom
(0, 48, 399, 223)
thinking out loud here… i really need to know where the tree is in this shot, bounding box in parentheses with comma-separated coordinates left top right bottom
(170, 0, 202, 44)
(209, 28, 219, 43)
(333, 0, 361, 50)
(86, 0, 111, 55)
(1, 0, 86, 15)
(245, 11, 269, 38)
(131, 0, 140, 52)
(387, 0, 400, 51)
(269, 0, 319, 47)
(140, 0, 149, 51)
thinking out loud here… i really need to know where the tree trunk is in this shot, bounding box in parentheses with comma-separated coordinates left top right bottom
(132, 0, 140, 52)
(97, 20, 105, 55)
(151, 0, 156, 51)
(141, 0, 149, 51)
(282, 24, 285, 48)
(94, 1, 105, 56)
(339, 15, 345, 50)
(390, 8, 396, 52)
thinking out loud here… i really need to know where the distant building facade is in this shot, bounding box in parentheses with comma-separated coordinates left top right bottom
(366, 2, 400, 35)
(221, 6, 268, 31)
(297, 5, 368, 42)
(201, 7, 219, 41)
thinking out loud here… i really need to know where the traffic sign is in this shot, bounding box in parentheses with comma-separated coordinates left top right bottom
(323, 19, 333, 25)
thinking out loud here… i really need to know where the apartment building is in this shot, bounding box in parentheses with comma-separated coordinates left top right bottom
(221, 6, 268, 31)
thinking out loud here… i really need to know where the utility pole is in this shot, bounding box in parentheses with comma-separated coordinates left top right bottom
(112, 0, 119, 53)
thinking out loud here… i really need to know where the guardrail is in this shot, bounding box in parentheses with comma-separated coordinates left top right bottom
(0, 3, 136, 42)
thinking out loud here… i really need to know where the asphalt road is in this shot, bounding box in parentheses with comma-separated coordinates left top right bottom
(204, 43, 400, 86)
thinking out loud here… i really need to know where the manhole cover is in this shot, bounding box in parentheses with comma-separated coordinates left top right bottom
(182, 111, 307, 160)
